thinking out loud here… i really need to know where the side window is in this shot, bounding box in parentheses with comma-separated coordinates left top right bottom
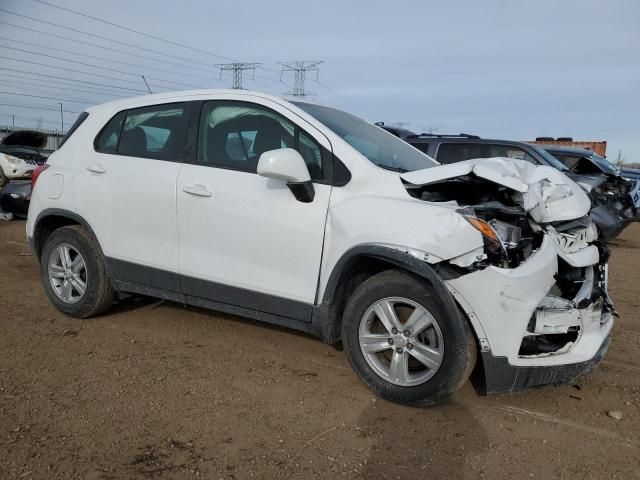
(555, 154, 581, 170)
(410, 143, 431, 155)
(197, 101, 324, 180)
(489, 145, 537, 164)
(95, 111, 125, 154)
(119, 103, 185, 160)
(198, 101, 294, 173)
(298, 130, 323, 179)
(436, 143, 487, 164)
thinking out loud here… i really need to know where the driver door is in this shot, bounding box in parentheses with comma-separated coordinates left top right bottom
(176, 98, 332, 321)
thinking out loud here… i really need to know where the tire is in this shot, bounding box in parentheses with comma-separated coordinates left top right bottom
(341, 269, 476, 407)
(40, 225, 115, 318)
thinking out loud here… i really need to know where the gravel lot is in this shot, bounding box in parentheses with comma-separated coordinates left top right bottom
(1, 219, 639, 479)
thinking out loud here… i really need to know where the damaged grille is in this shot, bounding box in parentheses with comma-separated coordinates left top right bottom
(519, 244, 612, 357)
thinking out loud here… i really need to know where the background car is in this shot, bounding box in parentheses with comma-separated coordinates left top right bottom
(0, 146, 46, 187)
(0, 180, 32, 218)
(403, 133, 638, 241)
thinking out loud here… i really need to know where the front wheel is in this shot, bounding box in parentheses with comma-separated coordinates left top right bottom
(342, 270, 476, 407)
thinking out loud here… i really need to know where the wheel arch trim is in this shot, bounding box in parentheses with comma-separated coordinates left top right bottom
(315, 244, 468, 343)
(31, 208, 104, 261)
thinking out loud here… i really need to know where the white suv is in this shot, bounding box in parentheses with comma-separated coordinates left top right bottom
(27, 90, 614, 406)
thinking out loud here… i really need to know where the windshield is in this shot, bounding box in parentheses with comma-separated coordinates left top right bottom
(590, 153, 618, 174)
(292, 102, 438, 172)
(529, 144, 570, 172)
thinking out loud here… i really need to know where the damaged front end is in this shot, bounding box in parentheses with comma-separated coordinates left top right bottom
(575, 173, 640, 241)
(401, 158, 615, 394)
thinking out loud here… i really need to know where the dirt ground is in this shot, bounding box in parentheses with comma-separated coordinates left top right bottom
(1, 219, 638, 480)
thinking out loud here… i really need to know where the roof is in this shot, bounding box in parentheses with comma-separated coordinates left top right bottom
(84, 89, 300, 113)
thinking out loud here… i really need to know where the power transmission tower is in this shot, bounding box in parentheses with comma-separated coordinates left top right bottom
(278, 60, 323, 97)
(215, 63, 261, 89)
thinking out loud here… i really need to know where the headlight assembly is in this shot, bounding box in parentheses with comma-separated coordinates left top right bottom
(5, 155, 22, 166)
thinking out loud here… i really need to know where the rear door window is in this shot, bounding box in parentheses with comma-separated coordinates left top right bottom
(436, 143, 488, 164)
(118, 103, 185, 160)
(94, 103, 186, 160)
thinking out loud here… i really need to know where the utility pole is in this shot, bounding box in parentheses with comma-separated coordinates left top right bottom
(215, 63, 261, 89)
(616, 149, 623, 167)
(58, 102, 64, 132)
(11, 114, 15, 126)
(278, 60, 323, 97)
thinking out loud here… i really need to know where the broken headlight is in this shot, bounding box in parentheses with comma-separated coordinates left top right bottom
(459, 209, 524, 267)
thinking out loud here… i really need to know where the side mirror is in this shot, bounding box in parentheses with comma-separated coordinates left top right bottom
(257, 148, 315, 202)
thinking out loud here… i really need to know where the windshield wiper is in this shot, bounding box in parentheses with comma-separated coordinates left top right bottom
(378, 165, 408, 173)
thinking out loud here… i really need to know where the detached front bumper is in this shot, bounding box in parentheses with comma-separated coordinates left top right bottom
(445, 234, 613, 394)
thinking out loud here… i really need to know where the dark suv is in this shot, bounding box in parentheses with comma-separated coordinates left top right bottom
(405, 134, 639, 241)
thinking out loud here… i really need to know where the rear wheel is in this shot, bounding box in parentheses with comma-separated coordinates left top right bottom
(342, 270, 475, 406)
(40, 225, 115, 318)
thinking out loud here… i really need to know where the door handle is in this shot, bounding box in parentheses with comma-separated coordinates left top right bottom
(86, 163, 106, 174)
(182, 184, 212, 197)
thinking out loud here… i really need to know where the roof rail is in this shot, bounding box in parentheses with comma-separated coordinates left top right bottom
(407, 133, 480, 139)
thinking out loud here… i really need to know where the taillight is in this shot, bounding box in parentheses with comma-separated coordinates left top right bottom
(31, 164, 50, 191)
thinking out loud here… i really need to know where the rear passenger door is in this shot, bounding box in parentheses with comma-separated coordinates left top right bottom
(75, 102, 189, 293)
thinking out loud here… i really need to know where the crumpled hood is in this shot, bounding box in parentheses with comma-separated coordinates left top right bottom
(401, 157, 592, 223)
(566, 173, 607, 192)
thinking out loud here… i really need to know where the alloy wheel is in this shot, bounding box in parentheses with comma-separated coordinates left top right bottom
(358, 297, 444, 386)
(48, 243, 87, 304)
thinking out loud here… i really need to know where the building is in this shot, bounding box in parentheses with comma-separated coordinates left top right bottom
(528, 137, 607, 156)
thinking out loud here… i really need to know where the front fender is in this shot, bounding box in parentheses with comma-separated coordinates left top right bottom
(312, 244, 467, 344)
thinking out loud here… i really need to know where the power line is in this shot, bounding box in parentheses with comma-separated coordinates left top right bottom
(0, 91, 96, 106)
(0, 21, 221, 76)
(0, 55, 155, 90)
(0, 114, 60, 127)
(279, 61, 323, 97)
(0, 101, 80, 114)
(0, 45, 207, 90)
(0, 8, 225, 71)
(27, 1, 283, 78)
(312, 79, 380, 119)
(32, 0, 237, 62)
(0, 67, 148, 94)
(0, 74, 131, 98)
(0, 36, 225, 84)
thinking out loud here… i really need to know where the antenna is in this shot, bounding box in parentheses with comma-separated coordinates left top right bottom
(215, 63, 261, 89)
(141, 74, 152, 94)
(278, 60, 323, 97)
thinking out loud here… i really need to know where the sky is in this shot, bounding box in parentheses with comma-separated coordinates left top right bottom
(0, 0, 638, 162)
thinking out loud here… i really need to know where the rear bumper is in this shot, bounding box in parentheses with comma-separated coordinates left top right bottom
(480, 334, 611, 395)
